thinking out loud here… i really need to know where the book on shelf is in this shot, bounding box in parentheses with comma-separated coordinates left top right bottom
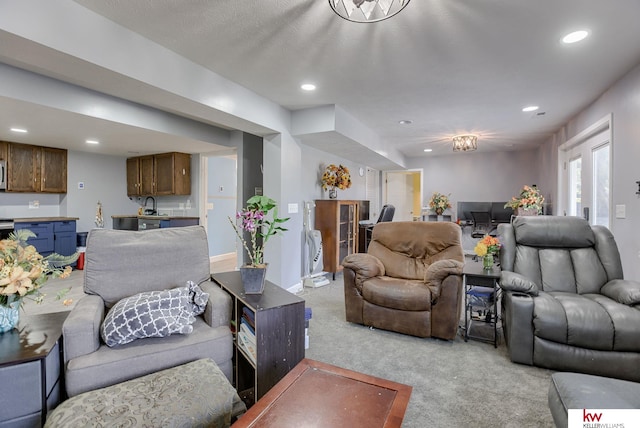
(237, 329, 257, 364)
(240, 322, 256, 342)
(242, 306, 255, 327)
(240, 317, 255, 336)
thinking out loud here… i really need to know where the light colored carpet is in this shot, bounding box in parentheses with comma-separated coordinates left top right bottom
(300, 278, 555, 428)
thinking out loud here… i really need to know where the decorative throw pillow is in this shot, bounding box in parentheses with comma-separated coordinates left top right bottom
(101, 282, 209, 347)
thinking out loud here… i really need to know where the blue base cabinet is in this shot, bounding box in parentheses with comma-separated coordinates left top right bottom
(15, 220, 76, 261)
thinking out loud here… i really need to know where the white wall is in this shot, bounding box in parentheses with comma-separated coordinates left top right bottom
(405, 149, 541, 219)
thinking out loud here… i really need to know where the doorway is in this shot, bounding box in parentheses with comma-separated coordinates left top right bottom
(558, 115, 612, 227)
(383, 170, 423, 221)
(201, 151, 238, 270)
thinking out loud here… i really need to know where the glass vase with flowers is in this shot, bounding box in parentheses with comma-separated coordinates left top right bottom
(474, 234, 501, 270)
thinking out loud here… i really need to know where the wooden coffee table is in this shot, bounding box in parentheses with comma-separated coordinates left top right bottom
(232, 358, 412, 427)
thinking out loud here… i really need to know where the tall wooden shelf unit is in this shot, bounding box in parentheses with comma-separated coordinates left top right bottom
(314, 200, 369, 278)
(211, 271, 305, 408)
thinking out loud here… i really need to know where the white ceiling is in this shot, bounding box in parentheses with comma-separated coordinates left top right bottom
(2, 0, 640, 162)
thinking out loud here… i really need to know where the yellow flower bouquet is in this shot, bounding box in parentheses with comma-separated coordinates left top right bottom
(321, 164, 352, 191)
(474, 235, 500, 269)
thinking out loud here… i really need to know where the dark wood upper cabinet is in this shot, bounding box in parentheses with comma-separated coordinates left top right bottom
(41, 147, 67, 193)
(3, 142, 68, 193)
(126, 152, 191, 196)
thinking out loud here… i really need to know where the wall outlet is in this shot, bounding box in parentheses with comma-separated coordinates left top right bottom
(615, 204, 626, 219)
(29, 200, 39, 209)
(288, 203, 298, 214)
(78, 181, 85, 190)
(207, 203, 214, 210)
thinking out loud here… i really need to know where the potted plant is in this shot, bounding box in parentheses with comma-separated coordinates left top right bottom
(428, 192, 451, 216)
(0, 229, 77, 333)
(228, 195, 290, 294)
(321, 164, 351, 199)
(504, 185, 544, 215)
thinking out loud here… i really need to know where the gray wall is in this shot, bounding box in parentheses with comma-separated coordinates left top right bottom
(405, 149, 542, 219)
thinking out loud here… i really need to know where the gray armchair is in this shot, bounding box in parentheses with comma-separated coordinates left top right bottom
(63, 226, 234, 397)
(498, 216, 640, 382)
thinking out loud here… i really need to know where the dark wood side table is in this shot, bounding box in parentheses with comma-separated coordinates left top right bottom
(462, 261, 501, 348)
(211, 271, 305, 408)
(0, 311, 68, 427)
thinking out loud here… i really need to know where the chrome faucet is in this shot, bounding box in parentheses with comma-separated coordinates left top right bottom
(144, 196, 157, 215)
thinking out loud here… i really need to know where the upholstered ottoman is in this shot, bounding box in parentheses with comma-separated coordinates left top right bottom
(45, 359, 246, 428)
(548, 372, 640, 427)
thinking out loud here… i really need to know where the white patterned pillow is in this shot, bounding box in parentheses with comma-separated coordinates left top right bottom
(101, 282, 209, 347)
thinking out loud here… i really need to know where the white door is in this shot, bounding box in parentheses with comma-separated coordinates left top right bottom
(383, 171, 422, 221)
(560, 124, 611, 227)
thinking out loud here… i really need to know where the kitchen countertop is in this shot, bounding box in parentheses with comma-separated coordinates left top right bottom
(14, 217, 79, 222)
(111, 215, 199, 220)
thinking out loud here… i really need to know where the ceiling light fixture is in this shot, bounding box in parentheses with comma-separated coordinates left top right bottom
(452, 135, 478, 152)
(86, 139, 99, 145)
(522, 106, 539, 112)
(301, 83, 316, 91)
(10, 127, 27, 133)
(423, 148, 433, 152)
(562, 30, 589, 44)
(329, 0, 411, 23)
(398, 120, 412, 125)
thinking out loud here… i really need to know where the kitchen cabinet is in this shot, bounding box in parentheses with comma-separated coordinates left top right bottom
(3, 142, 67, 193)
(314, 200, 369, 278)
(14, 219, 76, 259)
(126, 152, 191, 196)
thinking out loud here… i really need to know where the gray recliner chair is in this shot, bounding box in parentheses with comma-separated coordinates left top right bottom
(63, 226, 234, 397)
(498, 216, 640, 382)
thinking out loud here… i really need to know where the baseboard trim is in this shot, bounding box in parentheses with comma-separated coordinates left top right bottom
(209, 252, 235, 263)
(287, 281, 303, 294)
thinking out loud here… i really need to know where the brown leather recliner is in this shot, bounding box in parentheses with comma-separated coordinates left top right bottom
(342, 221, 464, 339)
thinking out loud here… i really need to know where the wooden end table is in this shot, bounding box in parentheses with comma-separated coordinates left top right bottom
(232, 358, 412, 428)
(0, 311, 68, 427)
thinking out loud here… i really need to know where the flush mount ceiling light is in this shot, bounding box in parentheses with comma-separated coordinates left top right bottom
(452, 135, 478, 152)
(10, 127, 27, 133)
(301, 83, 316, 91)
(423, 148, 433, 152)
(398, 120, 413, 125)
(86, 139, 99, 145)
(562, 30, 589, 44)
(329, 0, 411, 23)
(522, 105, 539, 112)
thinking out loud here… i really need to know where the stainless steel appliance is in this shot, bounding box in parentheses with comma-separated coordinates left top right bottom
(0, 218, 14, 239)
(0, 160, 6, 190)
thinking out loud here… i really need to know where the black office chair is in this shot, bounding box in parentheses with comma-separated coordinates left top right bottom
(470, 211, 496, 238)
(361, 204, 395, 251)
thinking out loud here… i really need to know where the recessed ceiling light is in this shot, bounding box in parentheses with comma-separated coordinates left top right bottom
(86, 139, 100, 145)
(423, 148, 433, 152)
(399, 120, 413, 125)
(562, 30, 589, 44)
(301, 83, 316, 91)
(522, 106, 539, 112)
(10, 127, 27, 133)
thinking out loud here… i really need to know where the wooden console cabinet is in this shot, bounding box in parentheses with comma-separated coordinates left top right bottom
(211, 271, 305, 408)
(127, 152, 191, 196)
(314, 200, 369, 278)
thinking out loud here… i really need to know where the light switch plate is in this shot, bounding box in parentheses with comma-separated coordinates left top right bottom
(615, 204, 626, 219)
(288, 203, 298, 214)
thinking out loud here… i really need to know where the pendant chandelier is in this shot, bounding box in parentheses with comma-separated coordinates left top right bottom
(329, 0, 411, 23)
(452, 135, 478, 152)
